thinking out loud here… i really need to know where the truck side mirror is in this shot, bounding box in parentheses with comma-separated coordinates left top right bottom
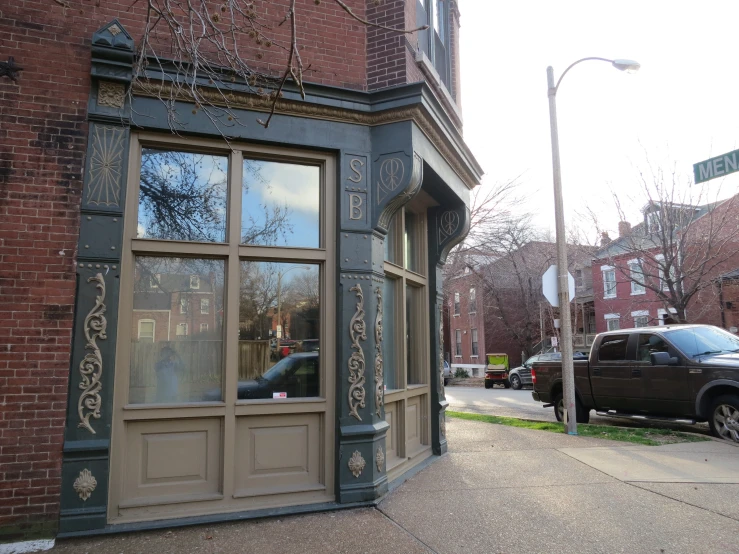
(650, 352, 679, 366)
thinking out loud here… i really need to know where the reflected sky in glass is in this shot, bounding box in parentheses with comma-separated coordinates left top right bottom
(138, 149, 228, 243)
(242, 159, 320, 248)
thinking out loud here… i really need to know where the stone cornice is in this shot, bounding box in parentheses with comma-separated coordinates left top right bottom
(131, 81, 481, 189)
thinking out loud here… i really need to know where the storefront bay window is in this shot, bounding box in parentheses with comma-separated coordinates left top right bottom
(382, 196, 432, 477)
(110, 135, 335, 522)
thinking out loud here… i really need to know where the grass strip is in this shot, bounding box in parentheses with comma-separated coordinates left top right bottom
(446, 410, 710, 446)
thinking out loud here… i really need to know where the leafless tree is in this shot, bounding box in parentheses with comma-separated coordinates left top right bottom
(595, 164, 739, 323)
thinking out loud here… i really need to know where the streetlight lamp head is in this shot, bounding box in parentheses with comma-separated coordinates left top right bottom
(611, 59, 640, 73)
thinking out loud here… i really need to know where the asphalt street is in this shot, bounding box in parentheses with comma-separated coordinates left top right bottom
(445, 385, 712, 435)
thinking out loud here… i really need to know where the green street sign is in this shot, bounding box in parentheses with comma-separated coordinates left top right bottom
(694, 149, 739, 184)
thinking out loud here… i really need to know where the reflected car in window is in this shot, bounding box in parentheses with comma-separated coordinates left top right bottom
(204, 352, 319, 401)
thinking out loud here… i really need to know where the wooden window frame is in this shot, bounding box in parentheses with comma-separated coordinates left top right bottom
(109, 132, 336, 523)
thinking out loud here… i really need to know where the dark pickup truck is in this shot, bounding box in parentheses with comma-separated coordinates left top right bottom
(531, 324, 739, 442)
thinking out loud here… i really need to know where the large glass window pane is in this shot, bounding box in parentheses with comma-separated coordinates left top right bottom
(238, 261, 320, 399)
(383, 278, 398, 391)
(404, 211, 419, 273)
(129, 257, 225, 404)
(242, 159, 320, 248)
(406, 285, 423, 384)
(138, 149, 228, 242)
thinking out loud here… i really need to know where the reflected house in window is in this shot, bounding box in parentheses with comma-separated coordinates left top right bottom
(132, 270, 218, 342)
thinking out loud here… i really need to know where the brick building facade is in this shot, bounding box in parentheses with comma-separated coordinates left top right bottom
(0, 0, 481, 544)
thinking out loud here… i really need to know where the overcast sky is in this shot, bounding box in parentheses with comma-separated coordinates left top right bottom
(459, 0, 739, 239)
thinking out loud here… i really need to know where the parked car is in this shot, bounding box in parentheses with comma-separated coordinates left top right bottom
(509, 351, 588, 390)
(531, 324, 739, 442)
(443, 360, 452, 386)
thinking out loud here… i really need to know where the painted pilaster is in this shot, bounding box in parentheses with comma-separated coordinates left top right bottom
(59, 20, 133, 534)
(337, 135, 423, 502)
(428, 205, 470, 455)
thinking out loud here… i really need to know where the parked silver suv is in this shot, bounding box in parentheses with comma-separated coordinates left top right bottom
(508, 351, 588, 390)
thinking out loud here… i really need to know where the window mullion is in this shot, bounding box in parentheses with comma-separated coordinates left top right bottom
(221, 150, 242, 501)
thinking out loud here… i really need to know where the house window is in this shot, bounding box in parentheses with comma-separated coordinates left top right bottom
(180, 297, 188, 314)
(471, 328, 478, 356)
(137, 320, 155, 342)
(634, 316, 648, 328)
(647, 211, 661, 233)
(575, 269, 583, 289)
(629, 261, 646, 294)
(190, 275, 200, 289)
(454, 292, 460, 316)
(605, 313, 620, 332)
(602, 268, 616, 298)
(469, 288, 476, 314)
(201, 298, 210, 314)
(176, 323, 188, 336)
(417, 0, 451, 89)
(200, 323, 209, 333)
(455, 329, 462, 356)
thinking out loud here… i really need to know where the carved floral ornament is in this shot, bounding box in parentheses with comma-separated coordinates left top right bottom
(97, 80, 126, 108)
(348, 283, 367, 421)
(73, 468, 97, 501)
(78, 273, 107, 434)
(348, 450, 366, 478)
(376, 446, 385, 472)
(375, 286, 384, 417)
(439, 304, 445, 397)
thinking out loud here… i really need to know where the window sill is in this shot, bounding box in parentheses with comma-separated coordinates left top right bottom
(453, 314, 460, 318)
(630, 291, 646, 296)
(603, 294, 617, 299)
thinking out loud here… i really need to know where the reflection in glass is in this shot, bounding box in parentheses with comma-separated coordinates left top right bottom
(406, 284, 420, 384)
(384, 213, 398, 264)
(242, 159, 320, 248)
(404, 211, 419, 272)
(137, 149, 228, 242)
(237, 261, 320, 399)
(383, 278, 397, 390)
(129, 257, 225, 404)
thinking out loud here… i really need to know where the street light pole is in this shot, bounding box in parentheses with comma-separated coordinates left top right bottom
(546, 57, 640, 435)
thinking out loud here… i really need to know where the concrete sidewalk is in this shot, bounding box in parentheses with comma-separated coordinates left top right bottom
(50, 419, 739, 554)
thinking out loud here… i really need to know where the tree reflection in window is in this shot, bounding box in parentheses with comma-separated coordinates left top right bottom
(138, 149, 228, 242)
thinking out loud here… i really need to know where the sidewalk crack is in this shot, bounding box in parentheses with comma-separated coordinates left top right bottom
(375, 506, 440, 554)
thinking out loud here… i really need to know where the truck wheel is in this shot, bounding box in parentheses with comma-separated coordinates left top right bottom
(553, 393, 590, 424)
(484, 381, 492, 389)
(554, 393, 564, 422)
(709, 395, 739, 443)
(503, 381, 511, 389)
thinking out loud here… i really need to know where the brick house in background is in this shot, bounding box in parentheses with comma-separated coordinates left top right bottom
(445, 265, 486, 376)
(0, 0, 482, 544)
(444, 242, 595, 370)
(592, 196, 739, 333)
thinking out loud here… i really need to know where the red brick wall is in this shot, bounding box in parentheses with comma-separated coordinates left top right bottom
(367, 0, 407, 90)
(446, 274, 485, 368)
